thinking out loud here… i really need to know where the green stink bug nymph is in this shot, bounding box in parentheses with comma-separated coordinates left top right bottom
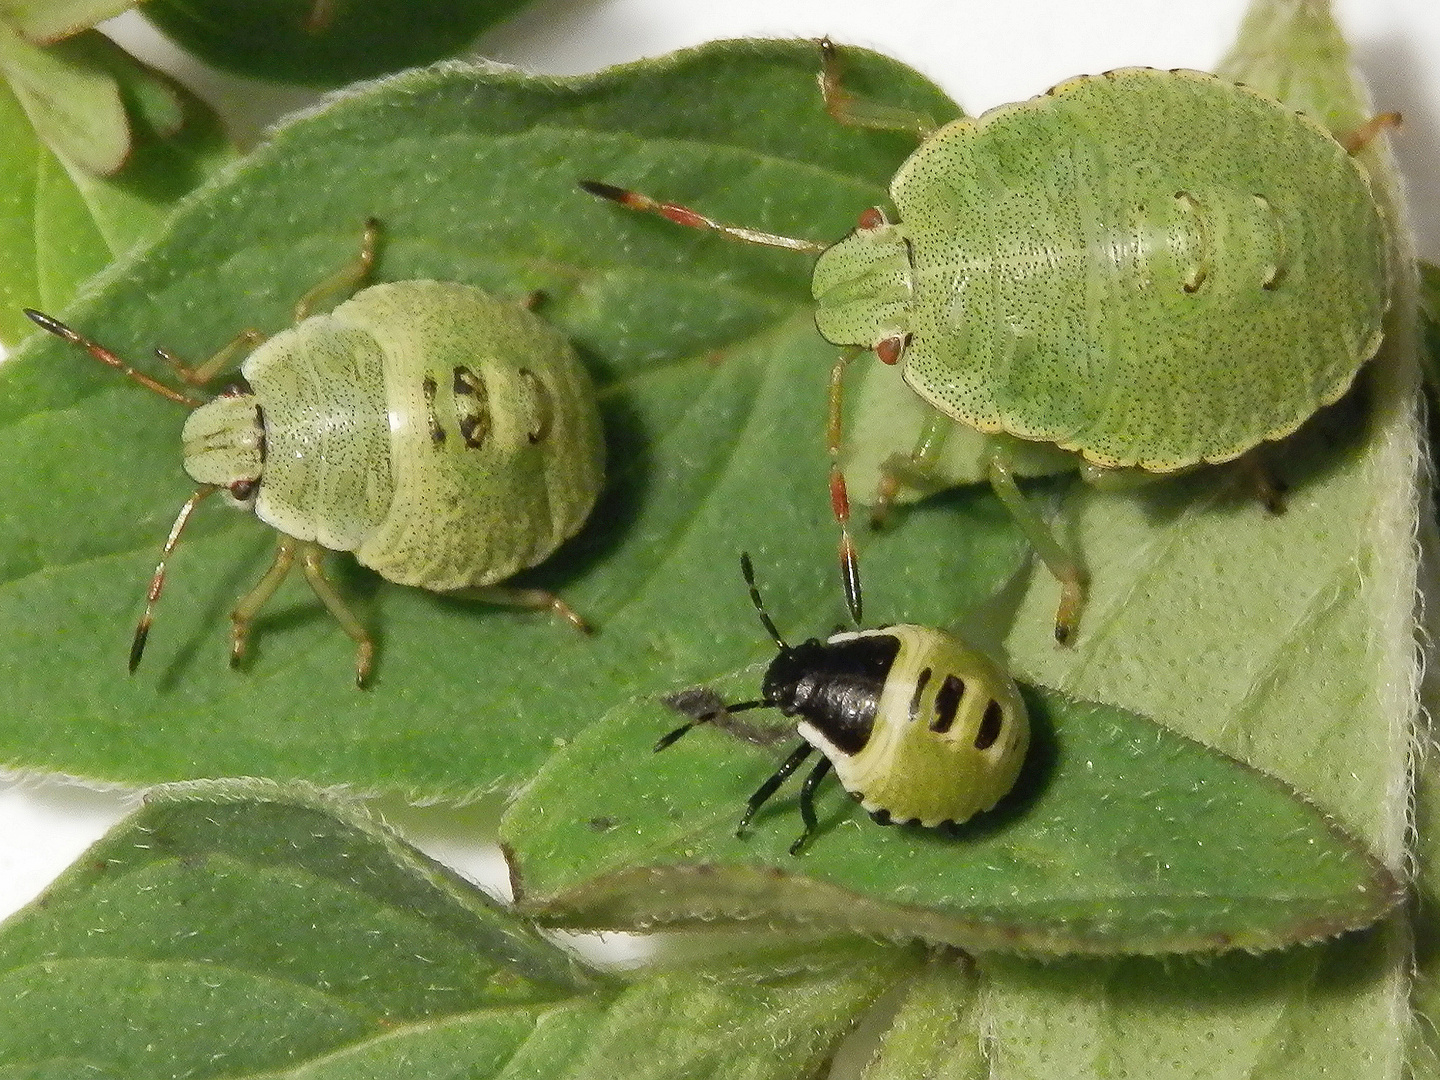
(657, 553, 1029, 854)
(26, 222, 605, 686)
(584, 48, 1393, 645)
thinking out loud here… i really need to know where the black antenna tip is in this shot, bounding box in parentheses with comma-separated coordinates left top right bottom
(579, 179, 627, 202)
(842, 567, 862, 625)
(23, 309, 69, 338)
(128, 625, 149, 673)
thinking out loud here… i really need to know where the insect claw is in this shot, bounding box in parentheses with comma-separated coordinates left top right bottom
(230, 616, 251, 670)
(354, 641, 374, 689)
(1053, 576, 1085, 646)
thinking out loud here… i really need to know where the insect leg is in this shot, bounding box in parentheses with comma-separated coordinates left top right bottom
(305, 0, 335, 32)
(469, 584, 593, 635)
(655, 696, 768, 751)
(1235, 453, 1287, 515)
(871, 409, 953, 527)
(817, 38, 935, 140)
(789, 755, 834, 855)
(986, 448, 1087, 645)
(292, 218, 380, 322)
(737, 742, 813, 838)
(156, 329, 267, 387)
(230, 534, 300, 673)
(1334, 112, 1401, 155)
(297, 541, 375, 688)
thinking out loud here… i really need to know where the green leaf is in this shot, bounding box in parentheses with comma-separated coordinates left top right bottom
(501, 684, 1398, 955)
(142, 0, 536, 86)
(0, 23, 128, 174)
(2, 0, 140, 45)
(977, 933, 1407, 1080)
(857, 956, 984, 1080)
(0, 41, 982, 795)
(0, 28, 233, 346)
(0, 782, 922, 1078)
(0, 780, 596, 1076)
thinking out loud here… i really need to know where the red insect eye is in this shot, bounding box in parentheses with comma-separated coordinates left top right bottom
(857, 207, 887, 230)
(875, 333, 910, 365)
(230, 479, 258, 501)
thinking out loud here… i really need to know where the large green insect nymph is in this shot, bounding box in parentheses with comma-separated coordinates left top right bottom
(584, 50, 1393, 644)
(27, 223, 604, 685)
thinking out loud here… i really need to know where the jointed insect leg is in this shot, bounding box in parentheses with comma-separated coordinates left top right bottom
(1236, 453, 1287, 515)
(292, 217, 380, 322)
(297, 541, 375, 688)
(1336, 112, 1401, 155)
(156, 329, 267, 387)
(789, 755, 834, 855)
(817, 37, 936, 140)
(872, 410, 953, 527)
(231, 535, 300, 672)
(986, 449, 1087, 645)
(469, 584, 593, 635)
(737, 742, 814, 837)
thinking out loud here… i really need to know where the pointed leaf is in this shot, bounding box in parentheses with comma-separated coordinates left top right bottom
(0, 779, 601, 1076)
(501, 684, 1398, 955)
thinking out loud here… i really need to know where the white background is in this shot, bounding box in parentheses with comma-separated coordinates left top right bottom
(3, 0, 1439, 929)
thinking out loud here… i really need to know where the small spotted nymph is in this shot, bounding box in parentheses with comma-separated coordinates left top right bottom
(656, 553, 1029, 854)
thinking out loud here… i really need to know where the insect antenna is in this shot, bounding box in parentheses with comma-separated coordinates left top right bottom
(579, 180, 828, 255)
(654, 698, 767, 752)
(739, 552, 789, 650)
(23, 309, 203, 408)
(130, 486, 219, 672)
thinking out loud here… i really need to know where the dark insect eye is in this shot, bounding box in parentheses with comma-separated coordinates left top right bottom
(229, 479, 258, 501)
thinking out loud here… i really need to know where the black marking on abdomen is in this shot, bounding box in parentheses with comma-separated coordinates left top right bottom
(975, 700, 1004, 750)
(519, 368, 552, 444)
(1174, 191, 1211, 294)
(422, 376, 445, 446)
(1254, 193, 1287, 291)
(453, 366, 491, 449)
(909, 666, 932, 725)
(931, 673, 965, 733)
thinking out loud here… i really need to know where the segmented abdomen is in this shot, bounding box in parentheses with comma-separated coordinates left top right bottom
(898, 67, 1388, 470)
